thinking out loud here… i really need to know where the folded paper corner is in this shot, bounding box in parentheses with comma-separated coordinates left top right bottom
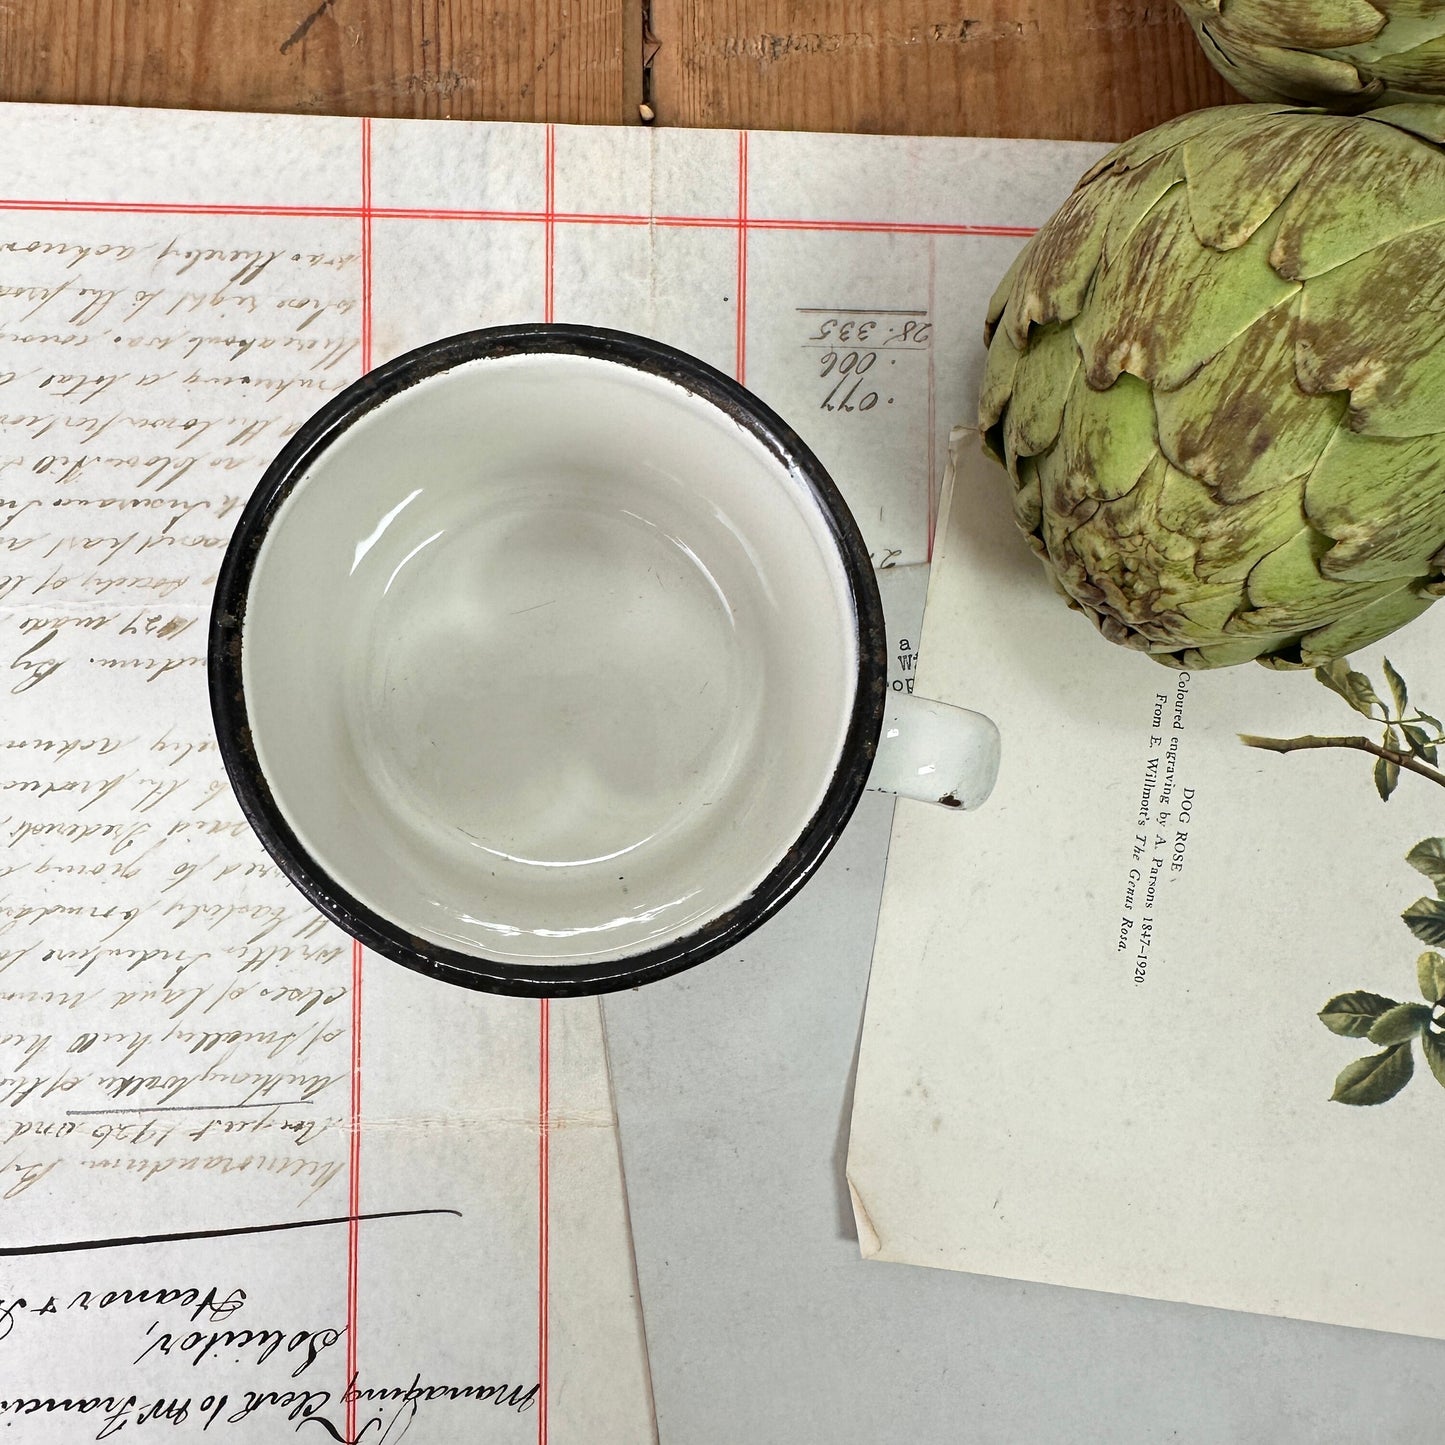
(845, 1169, 883, 1259)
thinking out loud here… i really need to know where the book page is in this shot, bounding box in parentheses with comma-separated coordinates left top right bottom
(849, 426, 1445, 1340)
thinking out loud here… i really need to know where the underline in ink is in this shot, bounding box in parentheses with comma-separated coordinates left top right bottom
(795, 342, 930, 350)
(0, 1209, 462, 1257)
(65, 1099, 313, 1116)
(794, 306, 928, 315)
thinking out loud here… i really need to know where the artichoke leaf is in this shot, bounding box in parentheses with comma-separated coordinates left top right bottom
(1186, 0, 1386, 49)
(1370, 101, 1445, 142)
(1078, 105, 1267, 190)
(1012, 454, 1045, 536)
(979, 326, 1021, 443)
(984, 245, 1028, 343)
(1174, 587, 1246, 638)
(1235, 526, 1397, 627)
(1238, 577, 1429, 648)
(1206, 37, 1374, 104)
(1272, 118, 1445, 279)
(1082, 454, 1202, 568)
(1182, 112, 1347, 251)
(1297, 581, 1437, 662)
(1350, 11, 1445, 71)
(1151, 462, 1311, 588)
(1295, 228, 1445, 436)
(1056, 370, 1160, 506)
(1183, 634, 1285, 668)
(1371, 34, 1445, 91)
(1306, 429, 1445, 581)
(1002, 183, 1112, 350)
(1002, 323, 1082, 461)
(1075, 188, 1299, 392)
(1373, 334, 1445, 439)
(1154, 297, 1345, 503)
(1024, 441, 1087, 552)
(1095, 612, 1161, 651)
(1359, 0, 1445, 25)
(1101, 156, 1189, 269)
(1051, 457, 1243, 647)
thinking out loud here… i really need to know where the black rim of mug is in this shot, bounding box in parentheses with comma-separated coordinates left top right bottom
(208, 324, 889, 997)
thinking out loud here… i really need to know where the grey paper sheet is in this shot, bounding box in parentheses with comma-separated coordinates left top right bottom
(602, 801, 1442, 1445)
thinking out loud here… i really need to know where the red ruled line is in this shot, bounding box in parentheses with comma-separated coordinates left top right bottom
(343, 117, 372, 1445)
(0, 194, 1035, 240)
(372, 206, 548, 223)
(345, 937, 364, 1439)
(360, 118, 373, 373)
(0, 198, 362, 217)
(736, 133, 749, 385)
(927, 237, 937, 563)
(537, 998, 551, 1445)
(537, 122, 555, 1445)
(749, 217, 1035, 237)
(544, 126, 556, 324)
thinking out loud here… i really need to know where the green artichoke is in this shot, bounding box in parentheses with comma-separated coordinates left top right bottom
(980, 103, 1445, 670)
(1176, 0, 1445, 108)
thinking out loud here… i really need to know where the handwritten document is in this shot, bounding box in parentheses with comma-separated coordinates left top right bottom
(0, 100, 1117, 1437)
(0, 104, 654, 1443)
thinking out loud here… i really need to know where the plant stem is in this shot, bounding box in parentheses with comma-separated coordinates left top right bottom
(1239, 733, 1445, 791)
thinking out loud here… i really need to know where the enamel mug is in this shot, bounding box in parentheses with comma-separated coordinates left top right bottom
(209, 326, 1000, 996)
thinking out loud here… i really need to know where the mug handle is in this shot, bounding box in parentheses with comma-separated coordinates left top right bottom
(868, 694, 1000, 810)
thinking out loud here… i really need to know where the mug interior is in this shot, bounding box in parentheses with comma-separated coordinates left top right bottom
(238, 341, 864, 976)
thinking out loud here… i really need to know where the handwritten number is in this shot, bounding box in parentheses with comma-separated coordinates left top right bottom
(818, 350, 880, 410)
(821, 377, 880, 413)
(806, 312, 930, 416)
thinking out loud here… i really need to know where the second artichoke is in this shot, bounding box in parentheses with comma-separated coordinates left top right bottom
(1176, 0, 1445, 109)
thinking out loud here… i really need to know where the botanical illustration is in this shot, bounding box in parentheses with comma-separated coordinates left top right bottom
(1242, 659, 1445, 1104)
(1241, 658, 1444, 803)
(1316, 843, 1445, 1106)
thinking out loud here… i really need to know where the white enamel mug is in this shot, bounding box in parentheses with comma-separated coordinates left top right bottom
(210, 327, 999, 996)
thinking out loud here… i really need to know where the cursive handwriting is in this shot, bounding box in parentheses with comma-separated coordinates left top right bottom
(0, 217, 362, 1221)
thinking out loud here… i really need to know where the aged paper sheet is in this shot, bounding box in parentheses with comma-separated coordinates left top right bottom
(0, 100, 1115, 1437)
(850, 427, 1445, 1340)
(0, 103, 659, 1443)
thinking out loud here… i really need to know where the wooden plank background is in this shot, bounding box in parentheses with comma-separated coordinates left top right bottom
(648, 1, 1233, 139)
(0, 0, 1232, 141)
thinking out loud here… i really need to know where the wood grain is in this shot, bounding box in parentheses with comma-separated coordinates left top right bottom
(0, 0, 1233, 140)
(0, 0, 629, 124)
(647, 0, 1236, 140)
